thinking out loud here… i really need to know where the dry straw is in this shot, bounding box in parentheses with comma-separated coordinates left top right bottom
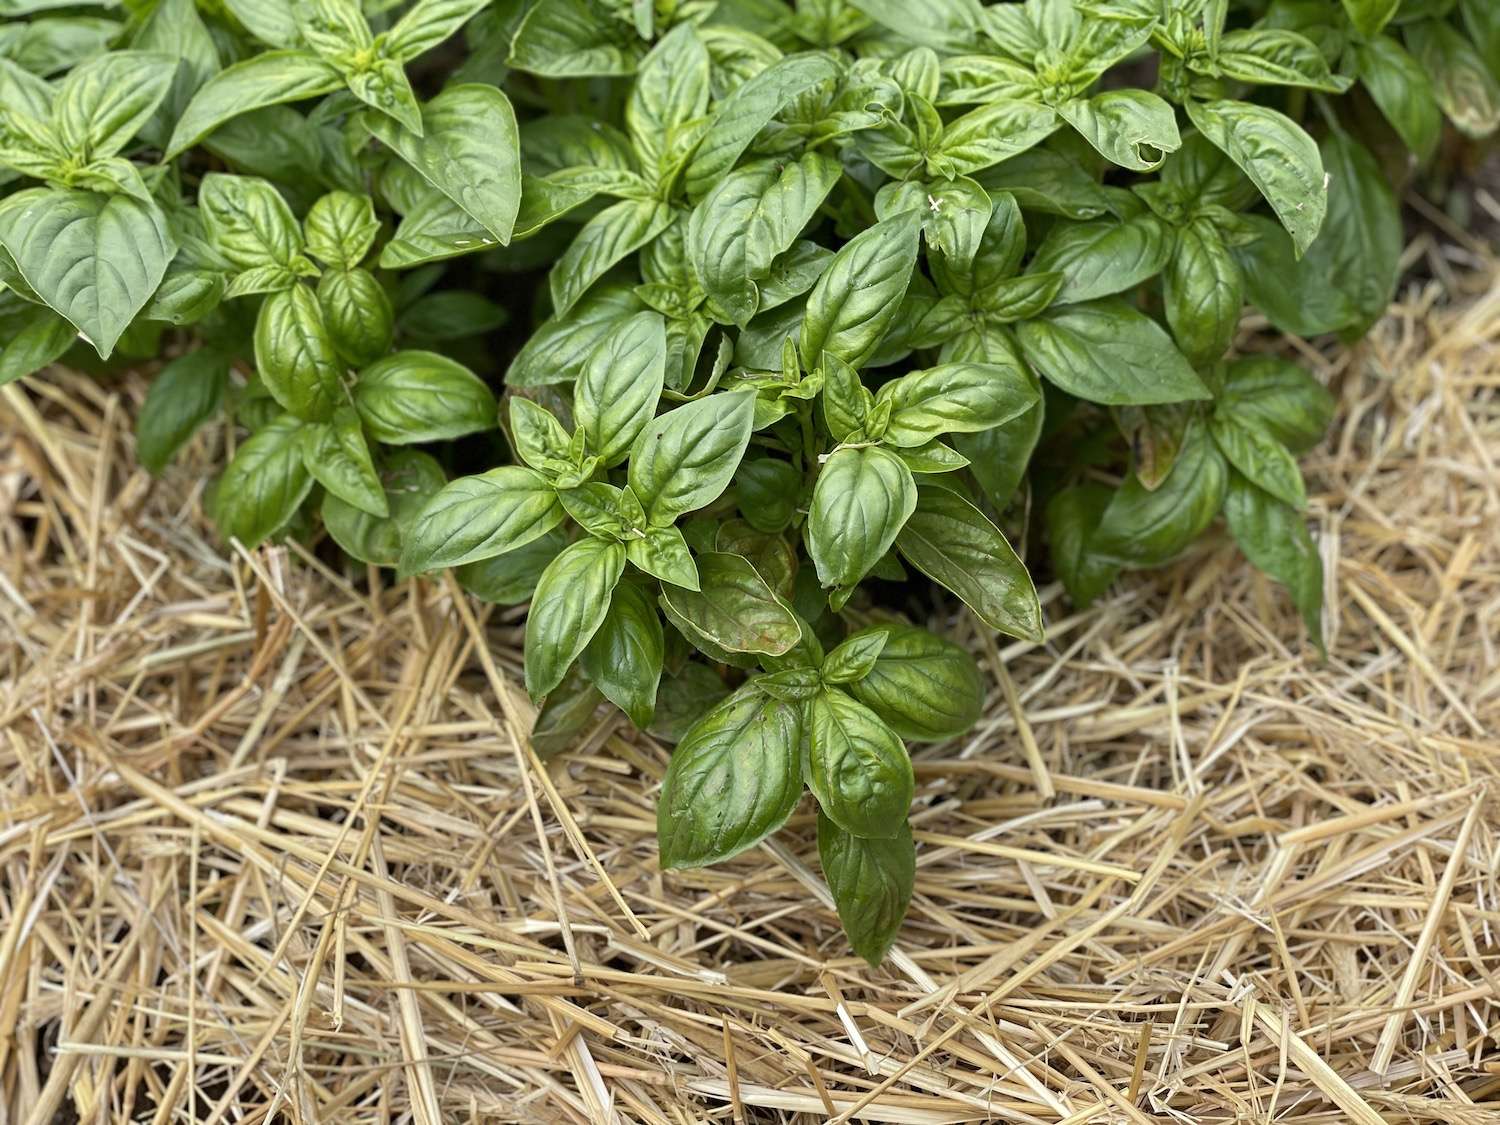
(2, 236, 1498, 1121)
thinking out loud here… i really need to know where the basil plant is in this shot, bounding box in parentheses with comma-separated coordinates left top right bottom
(1, 0, 1495, 963)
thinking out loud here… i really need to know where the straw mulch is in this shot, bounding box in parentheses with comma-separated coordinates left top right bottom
(2, 249, 1498, 1125)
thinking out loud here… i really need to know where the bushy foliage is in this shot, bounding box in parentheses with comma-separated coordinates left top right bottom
(1, 0, 1494, 962)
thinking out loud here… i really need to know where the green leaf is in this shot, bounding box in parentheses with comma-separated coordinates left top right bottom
(1185, 99, 1326, 257)
(53, 50, 176, 160)
(323, 448, 445, 567)
(818, 810, 915, 967)
(876, 361, 1038, 447)
(821, 629, 888, 685)
(650, 662, 730, 743)
(550, 198, 674, 318)
(628, 390, 756, 527)
(1219, 355, 1334, 454)
(525, 535, 627, 699)
(399, 465, 564, 573)
(1305, 131, 1404, 338)
(660, 552, 800, 657)
(1223, 474, 1324, 650)
(875, 176, 993, 270)
(844, 624, 983, 741)
(1028, 213, 1172, 305)
(317, 268, 394, 368)
(0, 188, 174, 360)
(1163, 217, 1242, 367)
(0, 305, 75, 388)
(626, 523, 699, 590)
(974, 146, 1112, 220)
(1233, 215, 1357, 338)
(254, 284, 344, 422)
(929, 98, 1059, 177)
(222, 0, 298, 48)
(581, 580, 664, 728)
(212, 413, 312, 547)
(895, 484, 1043, 641)
(304, 190, 379, 269)
(365, 84, 522, 245)
(684, 52, 841, 200)
(299, 405, 387, 518)
(1210, 413, 1306, 510)
(135, 348, 228, 474)
(509, 0, 645, 78)
(627, 23, 709, 176)
(200, 173, 305, 271)
(657, 685, 804, 868)
(1355, 37, 1440, 161)
(1058, 90, 1181, 172)
(506, 285, 645, 388)
(166, 50, 342, 158)
(387, 0, 490, 62)
(735, 458, 802, 534)
(354, 350, 496, 443)
(808, 446, 917, 601)
(687, 153, 842, 327)
(1091, 417, 1228, 567)
(575, 310, 666, 466)
(1214, 29, 1352, 93)
(456, 529, 566, 605)
(808, 688, 913, 839)
(1342, 0, 1400, 37)
(1016, 299, 1210, 406)
(854, 0, 981, 50)
(508, 397, 571, 472)
(1045, 483, 1119, 607)
(801, 210, 922, 372)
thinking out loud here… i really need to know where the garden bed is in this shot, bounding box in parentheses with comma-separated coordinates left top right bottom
(2, 250, 1497, 1121)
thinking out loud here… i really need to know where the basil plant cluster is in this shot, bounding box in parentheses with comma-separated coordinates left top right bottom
(1, 0, 1495, 963)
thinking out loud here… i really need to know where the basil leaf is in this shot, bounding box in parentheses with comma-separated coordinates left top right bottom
(808, 446, 917, 601)
(896, 484, 1043, 641)
(550, 197, 674, 317)
(1163, 217, 1242, 367)
(650, 662, 731, 743)
(1210, 413, 1307, 511)
(365, 84, 522, 246)
(575, 310, 667, 466)
(929, 98, 1060, 177)
(506, 285, 645, 388)
(200, 173, 305, 272)
(1091, 417, 1228, 567)
(386, 0, 490, 62)
(166, 50, 342, 158)
(808, 688, 913, 839)
(684, 52, 841, 199)
(687, 152, 842, 327)
(399, 465, 564, 574)
(354, 350, 496, 443)
(456, 529, 566, 605)
(53, 49, 176, 160)
(525, 535, 626, 699)
(508, 396, 571, 471)
(844, 624, 982, 741)
(1045, 483, 1119, 608)
(1016, 299, 1210, 405)
(855, 0, 981, 51)
(212, 413, 312, 547)
(317, 267, 393, 368)
(0, 188, 174, 360)
(1219, 355, 1334, 454)
(1185, 99, 1326, 257)
(581, 579, 664, 728)
(509, 0, 645, 78)
(254, 284, 344, 422)
(1233, 214, 1357, 338)
(324, 449, 445, 567)
(304, 190, 379, 270)
(657, 685, 804, 869)
(628, 390, 756, 527)
(1215, 29, 1352, 93)
(626, 523, 699, 590)
(1223, 474, 1324, 650)
(1304, 131, 1403, 338)
(821, 629, 888, 685)
(818, 810, 915, 967)
(299, 405, 387, 518)
(1355, 38, 1439, 161)
(627, 23, 709, 177)
(876, 361, 1038, 447)
(735, 458, 802, 534)
(135, 348, 228, 474)
(1028, 212, 1172, 305)
(1406, 18, 1500, 139)
(1342, 0, 1400, 37)
(660, 551, 800, 656)
(1058, 89, 1180, 171)
(800, 209, 922, 372)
